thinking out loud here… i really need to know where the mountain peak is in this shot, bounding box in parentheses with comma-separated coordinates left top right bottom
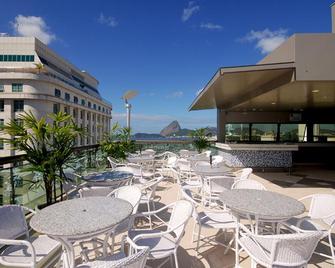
(160, 120, 181, 136)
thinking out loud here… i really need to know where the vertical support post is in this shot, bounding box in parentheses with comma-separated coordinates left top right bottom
(217, 109, 226, 142)
(10, 166, 15, 204)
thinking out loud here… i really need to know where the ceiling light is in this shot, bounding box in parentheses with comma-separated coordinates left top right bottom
(312, 89, 319, 93)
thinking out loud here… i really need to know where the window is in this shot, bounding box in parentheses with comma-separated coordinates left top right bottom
(98, 106, 101, 111)
(88, 101, 91, 108)
(0, 54, 34, 62)
(251, 124, 278, 142)
(0, 100, 4, 112)
(65, 93, 70, 101)
(102, 107, 105, 112)
(54, 88, 61, 97)
(93, 104, 97, 110)
(74, 96, 78, 104)
(0, 119, 3, 129)
(64, 106, 68, 114)
(87, 113, 90, 120)
(53, 103, 60, 114)
(225, 124, 250, 142)
(81, 99, 85, 106)
(73, 109, 77, 118)
(313, 124, 335, 142)
(12, 83, 23, 92)
(280, 124, 307, 142)
(0, 85, 4, 92)
(14, 119, 23, 127)
(0, 139, 3, 150)
(80, 110, 83, 119)
(13, 100, 24, 112)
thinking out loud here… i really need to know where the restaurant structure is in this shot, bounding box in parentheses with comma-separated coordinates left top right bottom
(190, 4, 335, 168)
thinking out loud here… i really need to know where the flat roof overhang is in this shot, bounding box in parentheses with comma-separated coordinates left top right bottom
(189, 62, 335, 112)
(189, 62, 296, 111)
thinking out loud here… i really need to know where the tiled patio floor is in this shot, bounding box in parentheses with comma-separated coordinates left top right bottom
(74, 167, 335, 268)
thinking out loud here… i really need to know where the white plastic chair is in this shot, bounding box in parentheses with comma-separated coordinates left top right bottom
(176, 159, 202, 188)
(107, 156, 126, 169)
(235, 167, 253, 180)
(107, 186, 142, 253)
(231, 179, 266, 190)
(76, 237, 149, 268)
(0, 205, 61, 268)
(180, 187, 236, 254)
(128, 200, 193, 268)
(283, 194, 335, 266)
(139, 174, 165, 227)
(238, 223, 323, 268)
(203, 176, 236, 206)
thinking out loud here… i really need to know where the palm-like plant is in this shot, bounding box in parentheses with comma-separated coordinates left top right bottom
(3, 111, 83, 205)
(190, 128, 211, 153)
(100, 123, 135, 160)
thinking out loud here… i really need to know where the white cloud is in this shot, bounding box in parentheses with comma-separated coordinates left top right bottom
(243, 28, 288, 54)
(98, 13, 118, 27)
(166, 91, 184, 99)
(12, 15, 56, 44)
(200, 22, 223, 31)
(0, 33, 8, 37)
(182, 1, 200, 22)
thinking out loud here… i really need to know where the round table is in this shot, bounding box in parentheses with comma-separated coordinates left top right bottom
(30, 197, 133, 268)
(83, 170, 133, 186)
(127, 155, 155, 164)
(193, 164, 232, 177)
(220, 189, 305, 221)
(220, 189, 305, 267)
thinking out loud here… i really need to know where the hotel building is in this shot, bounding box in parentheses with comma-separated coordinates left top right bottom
(0, 37, 112, 157)
(190, 4, 335, 168)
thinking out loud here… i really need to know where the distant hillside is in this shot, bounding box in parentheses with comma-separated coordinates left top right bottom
(133, 133, 163, 139)
(160, 120, 181, 137)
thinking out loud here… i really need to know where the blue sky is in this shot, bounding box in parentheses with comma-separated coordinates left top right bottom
(1, 0, 334, 133)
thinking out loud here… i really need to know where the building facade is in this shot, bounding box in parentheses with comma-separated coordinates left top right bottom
(0, 37, 112, 157)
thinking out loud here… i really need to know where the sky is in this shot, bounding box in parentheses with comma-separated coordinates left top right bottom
(1, 0, 334, 133)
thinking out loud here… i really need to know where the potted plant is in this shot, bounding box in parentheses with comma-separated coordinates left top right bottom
(100, 123, 135, 161)
(3, 111, 83, 206)
(190, 128, 211, 153)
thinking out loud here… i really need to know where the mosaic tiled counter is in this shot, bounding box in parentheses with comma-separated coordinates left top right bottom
(215, 143, 299, 168)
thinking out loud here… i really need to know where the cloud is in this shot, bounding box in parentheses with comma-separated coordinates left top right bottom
(0, 33, 8, 37)
(182, 1, 200, 22)
(11, 15, 56, 44)
(98, 13, 118, 27)
(242, 28, 288, 54)
(166, 91, 184, 99)
(200, 22, 223, 31)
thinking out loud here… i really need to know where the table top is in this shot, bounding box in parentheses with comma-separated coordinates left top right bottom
(127, 155, 155, 162)
(30, 197, 133, 238)
(193, 164, 232, 176)
(220, 189, 305, 220)
(83, 171, 133, 183)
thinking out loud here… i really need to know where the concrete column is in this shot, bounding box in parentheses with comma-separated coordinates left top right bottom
(217, 108, 226, 142)
(332, 3, 335, 33)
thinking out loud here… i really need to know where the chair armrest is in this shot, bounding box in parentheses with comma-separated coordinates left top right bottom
(132, 229, 176, 244)
(298, 195, 314, 202)
(0, 238, 36, 266)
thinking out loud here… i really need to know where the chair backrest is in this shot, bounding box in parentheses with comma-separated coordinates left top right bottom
(112, 247, 149, 268)
(79, 186, 115, 198)
(168, 200, 193, 240)
(111, 186, 142, 214)
(107, 156, 120, 169)
(179, 149, 189, 158)
(206, 176, 235, 193)
(167, 155, 178, 167)
(232, 179, 266, 190)
(0, 205, 29, 241)
(308, 194, 335, 224)
(142, 149, 155, 157)
(238, 168, 253, 180)
(180, 187, 201, 220)
(212, 155, 224, 164)
(176, 159, 191, 172)
(252, 231, 323, 267)
(142, 175, 165, 199)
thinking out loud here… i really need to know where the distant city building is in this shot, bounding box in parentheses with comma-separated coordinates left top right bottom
(0, 37, 112, 157)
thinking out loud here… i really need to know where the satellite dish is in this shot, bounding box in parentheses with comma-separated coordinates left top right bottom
(122, 90, 138, 102)
(122, 90, 139, 130)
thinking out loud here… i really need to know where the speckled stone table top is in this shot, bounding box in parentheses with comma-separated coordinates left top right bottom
(193, 165, 232, 176)
(220, 189, 305, 220)
(127, 156, 154, 163)
(83, 171, 133, 183)
(30, 197, 133, 238)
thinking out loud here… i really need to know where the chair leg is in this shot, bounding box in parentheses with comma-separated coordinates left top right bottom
(174, 251, 179, 268)
(147, 202, 152, 228)
(196, 224, 202, 253)
(328, 232, 335, 267)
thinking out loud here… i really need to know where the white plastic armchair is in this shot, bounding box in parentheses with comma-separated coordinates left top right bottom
(107, 156, 126, 169)
(203, 176, 236, 206)
(180, 187, 236, 254)
(231, 179, 266, 190)
(76, 237, 149, 268)
(0, 205, 61, 268)
(238, 223, 323, 268)
(235, 167, 253, 180)
(128, 200, 193, 268)
(78, 186, 116, 197)
(283, 194, 335, 265)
